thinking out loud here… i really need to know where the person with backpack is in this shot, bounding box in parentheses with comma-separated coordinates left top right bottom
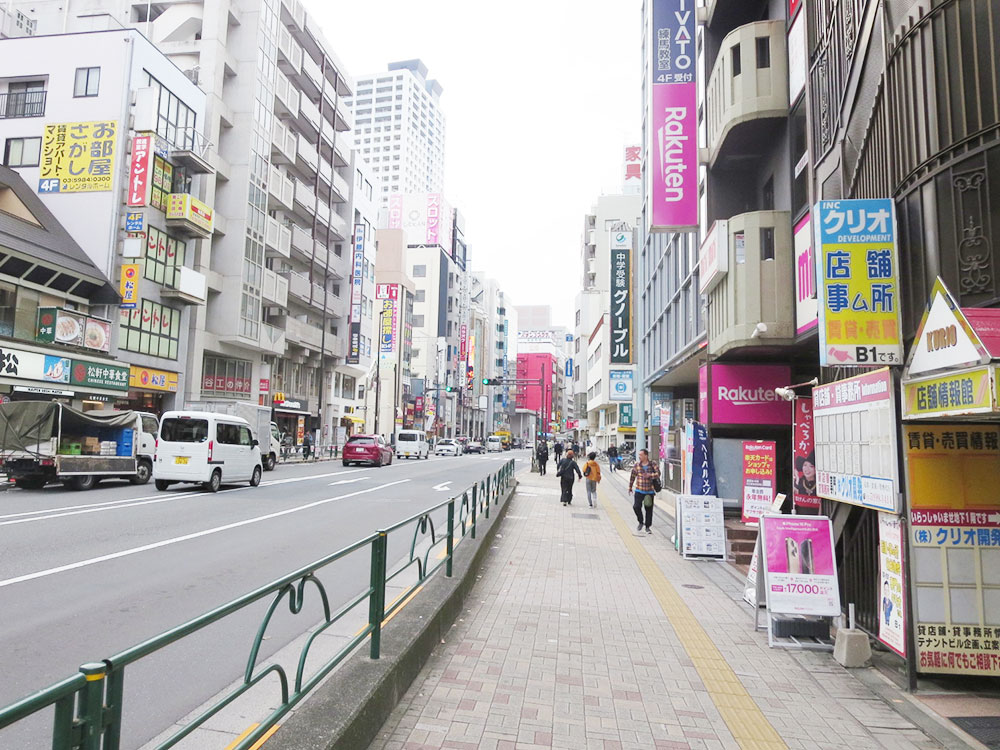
(628, 449, 661, 535)
(556, 449, 582, 505)
(535, 441, 550, 475)
(583, 451, 602, 507)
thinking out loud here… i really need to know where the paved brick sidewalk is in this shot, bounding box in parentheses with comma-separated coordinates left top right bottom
(367, 467, 951, 750)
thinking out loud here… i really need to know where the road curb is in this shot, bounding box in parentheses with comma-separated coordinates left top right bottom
(267, 477, 519, 750)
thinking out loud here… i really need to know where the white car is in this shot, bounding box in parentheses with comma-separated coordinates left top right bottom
(485, 436, 503, 453)
(435, 439, 459, 456)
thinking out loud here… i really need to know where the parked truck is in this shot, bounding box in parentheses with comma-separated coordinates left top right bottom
(0, 401, 158, 490)
(184, 401, 280, 470)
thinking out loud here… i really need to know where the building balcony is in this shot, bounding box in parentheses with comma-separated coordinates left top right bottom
(265, 216, 292, 259)
(274, 70, 299, 119)
(295, 133, 319, 176)
(0, 90, 46, 119)
(327, 209, 348, 241)
(315, 200, 331, 231)
(162, 266, 207, 305)
(293, 180, 315, 217)
(298, 95, 321, 138)
(280, 0, 305, 31)
(300, 53, 324, 99)
(285, 316, 323, 350)
(165, 193, 214, 239)
(271, 119, 297, 164)
(331, 170, 349, 203)
(705, 210, 794, 358)
(260, 323, 286, 356)
(334, 104, 352, 133)
(332, 130, 349, 167)
(262, 268, 289, 308)
(282, 269, 312, 302)
(277, 24, 302, 75)
(267, 166, 295, 210)
(705, 20, 789, 168)
(290, 224, 312, 257)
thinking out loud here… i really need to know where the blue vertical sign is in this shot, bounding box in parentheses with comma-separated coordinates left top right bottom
(691, 421, 717, 496)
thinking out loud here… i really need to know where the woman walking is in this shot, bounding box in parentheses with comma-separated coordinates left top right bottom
(556, 449, 582, 505)
(628, 449, 660, 534)
(583, 451, 602, 507)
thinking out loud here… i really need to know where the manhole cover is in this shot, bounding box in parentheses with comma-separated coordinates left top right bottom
(571, 513, 599, 519)
(952, 717, 1000, 747)
(682, 584, 704, 590)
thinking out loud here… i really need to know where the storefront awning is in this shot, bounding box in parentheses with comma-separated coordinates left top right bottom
(345, 415, 365, 424)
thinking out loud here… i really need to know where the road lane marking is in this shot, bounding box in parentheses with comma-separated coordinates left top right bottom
(0, 480, 410, 589)
(225, 723, 280, 750)
(0, 470, 367, 524)
(432, 481, 452, 491)
(328, 477, 369, 486)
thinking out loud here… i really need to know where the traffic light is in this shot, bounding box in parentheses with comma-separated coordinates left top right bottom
(444, 385, 454, 393)
(482, 378, 501, 386)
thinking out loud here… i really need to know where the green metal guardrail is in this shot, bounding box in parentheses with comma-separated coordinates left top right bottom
(0, 459, 517, 750)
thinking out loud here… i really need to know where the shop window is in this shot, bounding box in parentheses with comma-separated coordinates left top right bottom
(144, 226, 186, 287)
(0, 281, 14, 337)
(118, 300, 180, 359)
(202, 355, 253, 397)
(13, 286, 38, 340)
(142, 71, 197, 149)
(150, 155, 173, 212)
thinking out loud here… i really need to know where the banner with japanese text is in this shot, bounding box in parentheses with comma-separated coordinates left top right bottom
(38, 121, 118, 194)
(610, 230, 632, 363)
(761, 515, 840, 616)
(793, 399, 820, 511)
(878, 513, 906, 657)
(742, 441, 777, 524)
(689, 421, 717, 496)
(814, 199, 903, 367)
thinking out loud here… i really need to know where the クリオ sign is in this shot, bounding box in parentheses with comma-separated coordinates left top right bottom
(814, 199, 903, 366)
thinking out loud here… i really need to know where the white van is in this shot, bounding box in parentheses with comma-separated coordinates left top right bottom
(396, 429, 429, 460)
(153, 411, 263, 492)
(486, 436, 503, 453)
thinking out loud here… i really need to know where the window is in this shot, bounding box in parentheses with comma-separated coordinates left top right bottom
(13, 286, 38, 340)
(74, 67, 100, 97)
(142, 71, 197, 149)
(216, 423, 240, 445)
(755, 37, 770, 69)
(5, 80, 45, 118)
(761, 227, 775, 261)
(412, 314, 424, 327)
(415, 289, 426, 302)
(238, 426, 253, 446)
(201, 355, 253, 396)
(3, 137, 40, 167)
(150, 155, 174, 211)
(412, 264, 426, 277)
(141, 416, 159, 435)
(118, 300, 181, 359)
(0, 281, 14, 336)
(731, 44, 741, 77)
(161, 418, 208, 443)
(144, 226, 186, 286)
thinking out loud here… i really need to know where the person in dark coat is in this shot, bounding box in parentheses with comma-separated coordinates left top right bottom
(553, 441, 564, 463)
(556, 449, 582, 505)
(536, 442, 550, 475)
(607, 443, 619, 472)
(302, 431, 313, 461)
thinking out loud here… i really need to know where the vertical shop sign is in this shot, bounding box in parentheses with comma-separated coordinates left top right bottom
(119, 264, 139, 309)
(793, 399, 820, 510)
(296, 416, 305, 446)
(814, 199, 903, 366)
(610, 228, 632, 363)
(648, 0, 698, 229)
(623, 144, 642, 193)
(347, 223, 365, 364)
(878, 513, 906, 658)
(794, 214, 817, 334)
(741, 441, 777, 524)
(690, 421, 717, 496)
(380, 297, 397, 355)
(659, 404, 671, 460)
(127, 134, 153, 206)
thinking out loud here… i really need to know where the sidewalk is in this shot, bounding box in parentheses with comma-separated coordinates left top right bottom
(365, 466, 972, 750)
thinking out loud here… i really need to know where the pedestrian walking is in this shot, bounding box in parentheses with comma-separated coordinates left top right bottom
(553, 441, 564, 463)
(628, 449, 661, 535)
(302, 431, 313, 461)
(607, 443, 618, 473)
(536, 442, 550, 475)
(556, 449, 582, 505)
(583, 451, 602, 507)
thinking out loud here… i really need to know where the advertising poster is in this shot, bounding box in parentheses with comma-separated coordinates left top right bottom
(296, 416, 305, 446)
(690, 421, 717, 496)
(793, 399, 820, 511)
(760, 515, 841, 616)
(906, 424, 1000, 675)
(678, 495, 725, 559)
(379, 297, 397, 355)
(814, 199, 903, 367)
(813, 368, 899, 512)
(648, 0, 698, 230)
(658, 404, 671, 460)
(347, 223, 366, 364)
(127, 134, 153, 206)
(742, 441, 777, 524)
(878, 513, 906, 658)
(38, 121, 118, 194)
(610, 236, 632, 363)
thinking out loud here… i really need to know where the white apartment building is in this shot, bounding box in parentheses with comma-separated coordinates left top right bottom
(573, 194, 641, 450)
(0, 28, 208, 412)
(465, 272, 511, 438)
(347, 60, 445, 210)
(17, 0, 366, 446)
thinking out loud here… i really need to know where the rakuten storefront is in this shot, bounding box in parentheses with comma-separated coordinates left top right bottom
(699, 364, 793, 507)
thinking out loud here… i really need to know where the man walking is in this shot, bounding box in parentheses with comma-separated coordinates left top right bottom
(553, 440, 564, 464)
(607, 443, 618, 472)
(556, 449, 582, 505)
(536, 441, 550, 475)
(628, 449, 660, 534)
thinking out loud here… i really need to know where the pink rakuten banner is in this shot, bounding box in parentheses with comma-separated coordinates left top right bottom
(651, 84, 698, 229)
(708, 364, 792, 425)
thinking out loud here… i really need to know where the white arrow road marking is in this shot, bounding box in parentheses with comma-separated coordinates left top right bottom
(432, 481, 452, 492)
(0, 479, 410, 589)
(328, 477, 370, 486)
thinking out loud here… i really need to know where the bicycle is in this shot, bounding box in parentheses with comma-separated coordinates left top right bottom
(619, 452, 636, 470)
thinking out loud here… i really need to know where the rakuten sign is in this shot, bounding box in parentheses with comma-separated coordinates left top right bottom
(702, 364, 792, 425)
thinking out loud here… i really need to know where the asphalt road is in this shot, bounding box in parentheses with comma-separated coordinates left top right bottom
(0, 450, 526, 749)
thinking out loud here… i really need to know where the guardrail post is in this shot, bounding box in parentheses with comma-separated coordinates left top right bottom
(446, 499, 455, 577)
(78, 663, 106, 750)
(484, 475, 491, 519)
(51, 694, 74, 749)
(471, 483, 478, 539)
(368, 531, 388, 659)
(102, 667, 124, 750)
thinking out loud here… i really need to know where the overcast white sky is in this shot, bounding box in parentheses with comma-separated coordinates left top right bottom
(316, 0, 641, 329)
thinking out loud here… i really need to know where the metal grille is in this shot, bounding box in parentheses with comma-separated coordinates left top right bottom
(825, 501, 880, 635)
(951, 717, 1000, 748)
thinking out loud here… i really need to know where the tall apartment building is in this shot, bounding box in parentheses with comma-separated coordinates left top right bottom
(465, 272, 511, 438)
(17, 0, 366, 445)
(347, 60, 445, 210)
(0, 29, 208, 412)
(573, 194, 641, 451)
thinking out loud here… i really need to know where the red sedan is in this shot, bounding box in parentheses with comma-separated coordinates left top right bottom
(342, 434, 394, 467)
